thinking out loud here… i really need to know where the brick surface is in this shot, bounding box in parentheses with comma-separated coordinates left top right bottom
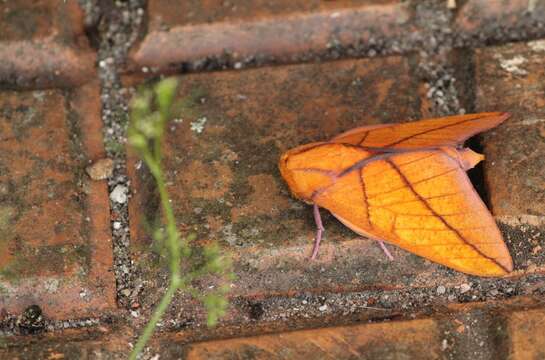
(0, 327, 130, 359)
(0, 0, 95, 88)
(455, 0, 545, 34)
(126, 55, 543, 328)
(183, 318, 440, 359)
(474, 40, 545, 217)
(507, 308, 545, 359)
(129, 0, 412, 72)
(128, 57, 424, 299)
(0, 82, 116, 319)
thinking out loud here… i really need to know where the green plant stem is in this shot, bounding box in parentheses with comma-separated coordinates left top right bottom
(129, 139, 182, 359)
(128, 277, 181, 360)
(155, 167, 181, 275)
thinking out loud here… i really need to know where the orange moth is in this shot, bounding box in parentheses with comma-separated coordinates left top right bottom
(279, 112, 513, 277)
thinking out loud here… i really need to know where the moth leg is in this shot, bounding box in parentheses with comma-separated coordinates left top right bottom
(378, 241, 394, 261)
(311, 204, 325, 260)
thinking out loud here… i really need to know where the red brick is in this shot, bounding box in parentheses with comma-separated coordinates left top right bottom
(474, 41, 545, 217)
(0, 0, 95, 88)
(507, 308, 545, 359)
(0, 327, 131, 359)
(455, 0, 545, 33)
(128, 0, 412, 72)
(183, 318, 440, 359)
(128, 56, 521, 327)
(0, 81, 116, 319)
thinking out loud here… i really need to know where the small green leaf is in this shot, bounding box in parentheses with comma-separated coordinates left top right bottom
(127, 131, 147, 150)
(155, 78, 179, 114)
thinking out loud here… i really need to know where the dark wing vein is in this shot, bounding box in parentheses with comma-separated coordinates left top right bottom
(383, 116, 486, 147)
(385, 159, 509, 273)
(357, 131, 370, 145)
(358, 168, 371, 226)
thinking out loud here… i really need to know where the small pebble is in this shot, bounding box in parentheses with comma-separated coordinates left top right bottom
(460, 283, 471, 293)
(110, 185, 128, 204)
(86, 158, 114, 180)
(319, 304, 328, 312)
(437, 285, 446, 295)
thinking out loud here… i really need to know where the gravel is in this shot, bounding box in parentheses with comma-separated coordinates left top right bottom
(83, 0, 145, 312)
(110, 184, 128, 204)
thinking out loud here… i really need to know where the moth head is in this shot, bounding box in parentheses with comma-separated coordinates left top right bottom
(279, 142, 371, 203)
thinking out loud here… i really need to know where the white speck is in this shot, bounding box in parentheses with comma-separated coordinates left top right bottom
(130, 310, 139, 318)
(191, 117, 207, 133)
(319, 304, 328, 312)
(442, 339, 448, 351)
(499, 55, 528, 75)
(110, 185, 128, 204)
(150, 355, 160, 360)
(236, 94, 247, 100)
(32, 91, 46, 102)
(528, 39, 545, 52)
(222, 224, 238, 246)
(460, 283, 471, 293)
(173, 117, 183, 123)
(330, 11, 341, 18)
(302, 300, 308, 305)
(79, 289, 90, 300)
(520, 117, 545, 126)
(437, 285, 446, 295)
(44, 279, 59, 293)
(234, 62, 243, 69)
(113, 221, 121, 230)
(142, 67, 149, 73)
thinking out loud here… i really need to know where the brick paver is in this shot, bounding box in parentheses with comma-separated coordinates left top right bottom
(508, 308, 545, 359)
(0, 82, 115, 319)
(455, 0, 545, 34)
(127, 55, 433, 312)
(184, 318, 441, 359)
(0, 0, 95, 88)
(128, 0, 545, 74)
(155, 298, 545, 359)
(475, 40, 545, 217)
(128, 50, 545, 332)
(0, 327, 130, 359)
(128, 0, 412, 72)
